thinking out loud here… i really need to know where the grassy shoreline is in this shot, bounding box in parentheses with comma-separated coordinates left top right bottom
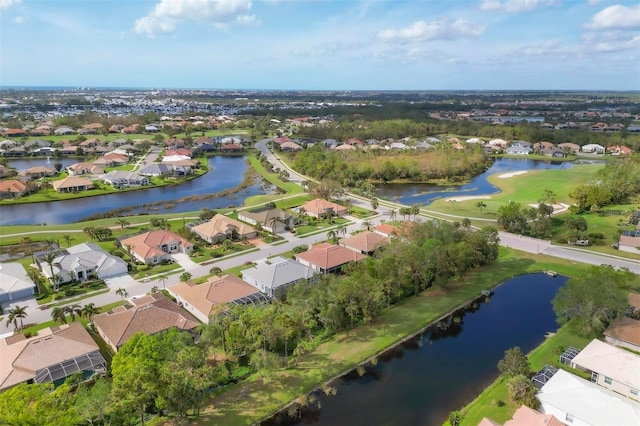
(193, 248, 592, 425)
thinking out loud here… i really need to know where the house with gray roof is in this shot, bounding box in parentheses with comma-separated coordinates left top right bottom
(0, 262, 37, 302)
(36, 243, 128, 284)
(139, 163, 173, 177)
(505, 145, 532, 155)
(242, 256, 316, 297)
(238, 207, 294, 234)
(102, 170, 149, 189)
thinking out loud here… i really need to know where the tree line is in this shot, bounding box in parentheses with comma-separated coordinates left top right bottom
(0, 220, 499, 425)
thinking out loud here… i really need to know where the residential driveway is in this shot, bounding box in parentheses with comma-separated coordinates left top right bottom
(171, 253, 199, 271)
(104, 273, 138, 289)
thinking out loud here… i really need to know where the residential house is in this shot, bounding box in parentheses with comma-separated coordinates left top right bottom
(280, 141, 303, 152)
(121, 125, 139, 134)
(165, 148, 193, 158)
(334, 143, 356, 151)
(0, 262, 37, 302)
(295, 242, 366, 274)
(322, 139, 339, 148)
(191, 215, 256, 244)
(162, 159, 198, 176)
(54, 127, 75, 136)
(533, 141, 555, 153)
(0, 180, 28, 199)
(505, 145, 532, 155)
(242, 256, 316, 297)
(0, 322, 106, 392)
(36, 243, 128, 284)
(220, 143, 243, 153)
(301, 198, 347, 218)
(480, 406, 565, 426)
(92, 293, 199, 352)
(604, 317, 640, 353)
(570, 339, 640, 401)
(138, 163, 173, 177)
(488, 138, 508, 147)
(537, 369, 640, 426)
(558, 143, 581, 155)
(168, 275, 269, 323)
(102, 171, 149, 189)
(17, 166, 56, 181)
(66, 162, 104, 176)
(92, 153, 128, 167)
(120, 230, 193, 265)
(607, 145, 634, 156)
(0, 164, 11, 178)
(338, 231, 389, 255)
(581, 144, 606, 154)
(618, 230, 640, 254)
(1, 128, 26, 138)
(374, 223, 400, 238)
(238, 207, 294, 234)
(51, 176, 94, 193)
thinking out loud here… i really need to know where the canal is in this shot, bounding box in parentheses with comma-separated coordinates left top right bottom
(0, 156, 275, 225)
(264, 273, 566, 426)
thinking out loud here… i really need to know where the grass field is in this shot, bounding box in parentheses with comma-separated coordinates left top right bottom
(193, 248, 601, 425)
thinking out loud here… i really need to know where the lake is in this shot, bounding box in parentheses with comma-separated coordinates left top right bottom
(263, 273, 566, 426)
(0, 156, 275, 225)
(375, 157, 573, 205)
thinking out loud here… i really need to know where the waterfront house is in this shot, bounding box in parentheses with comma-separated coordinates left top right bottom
(537, 369, 640, 426)
(238, 207, 294, 234)
(35, 242, 128, 284)
(139, 163, 173, 177)
(92, 293, 199, 352)
(120, 230, 193, 265)
(505, 146, 531, 155)
(242, 256, 316, 297)
(51, 176, 94, 193)
(0, 322, 106, 392)
(558, 143, 580, 154)
(295, 242, 366, 274)
(570, 339, 640, 401)
(607, 145, 634, 156)
(301, 198, 347, 218)
(581, 144, 605, 154)
(191, 215, 256, 244)
(17, 166, 56, 181)
(66, 162, 104, 176)
(338, 231, 389, 255)
(220, 143, 243, 153)
(0, 262, 37, 302)
(480, 406, 564, 426)
(168, 275, 269, 323)
(604, 317, 640, 353)
(0, 180, 28, 199)
(102, 170, 149, 189)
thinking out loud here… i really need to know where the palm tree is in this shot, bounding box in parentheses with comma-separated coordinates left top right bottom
(116, 218, 130, 235)
(81, 303, 100, 320)
(389, 209, 397, 222)
(83, 226, 96, 241)
(65, 304, 82, 322)
(51, 306, 68, 324)
(158, 274, 169, 290)
(209, 267, 222, 276)
(344, 199, 352, 215)
(116, 287, 129, 300)
(337, 224, 348, 238)
(42, 251, 60, 292)
(370, 197, 379, 211)
(19, 236, 32, 260)
(327, 229, 337, 243)
(179, 272, 192, 282)
(268, 216, 280, 234)
(411, 204, 421, 221)
(475, 201, 487, 213)
(298, 207, 307, 223)
(6, 305, 28, 331)
(62, 234, 73, 248)
(362, 220, 373, 231)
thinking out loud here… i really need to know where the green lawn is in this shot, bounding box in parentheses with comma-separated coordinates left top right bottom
(132, 262, 181, 280)
(194, 248, 592, 425)
(294, 218, 350, 236)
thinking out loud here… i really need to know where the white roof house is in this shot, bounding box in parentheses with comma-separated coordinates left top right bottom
(242, 256, 315, 298)
(37, 243, 128, 284)
(581, 144, 605, 153)
(538, 369, 640, 426)
(570, 339, 640, 401)
(0, 263, 37, 302)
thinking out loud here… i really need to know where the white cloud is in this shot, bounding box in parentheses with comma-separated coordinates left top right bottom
(586, 4, 640, 30)
(13, 16, 23, 23)
(378, 19, 484, 42)
(0, 0, 21, 9)
(134, 0, 255, 36)
(479, 0, 556, 13)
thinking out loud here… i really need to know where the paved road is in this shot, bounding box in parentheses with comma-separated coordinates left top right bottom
(2, 140, 639, 335)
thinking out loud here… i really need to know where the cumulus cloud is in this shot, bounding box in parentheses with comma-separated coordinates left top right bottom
(479, 0, 556, 13)
(586, 4, 640, 30)
(134, 0, 255, 36)
(378, 19, 484, 42)
(13, 16, 24, 23)
(0, 0, 21, 9)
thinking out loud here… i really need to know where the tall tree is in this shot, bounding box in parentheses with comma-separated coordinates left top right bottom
(42, 251, 61, 292)
(116, 218, 130, 235)
(497, 346, 530, 378)
(475, 201, 487, 213)
(81, 303, 100, 320)
(51, 306, 68, 324)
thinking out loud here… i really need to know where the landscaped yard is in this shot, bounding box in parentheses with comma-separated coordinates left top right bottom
(131, 261, 181, 280)
(294, 217, 350, 236)
(191, 240, 256, 263)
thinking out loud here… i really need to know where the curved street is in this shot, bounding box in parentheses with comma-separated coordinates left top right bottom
(2, 140, 639, 335)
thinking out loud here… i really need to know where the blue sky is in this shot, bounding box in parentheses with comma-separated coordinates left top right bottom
(1, 0, 639, 90)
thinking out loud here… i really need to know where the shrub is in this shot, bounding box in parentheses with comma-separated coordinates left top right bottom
(292, 245, 308, 254)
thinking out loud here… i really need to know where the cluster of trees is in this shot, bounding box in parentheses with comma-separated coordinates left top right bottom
(496, 190, 557, 238)
(570, 156, 640, 213)
(291, 144, 490, 186)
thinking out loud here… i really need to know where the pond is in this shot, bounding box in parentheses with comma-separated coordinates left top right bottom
(375, 157, 573, 206)
(0, 156, 275, 225)
(263, 273, 566, 426)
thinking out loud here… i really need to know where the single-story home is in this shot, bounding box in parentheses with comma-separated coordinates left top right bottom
(570, 339, 640, 402)
(338, 231, 389, 255)
(51, 176, 94, 193)
(581, 144, 606, 154)
(480, 406, 564, 426)
(537, 369, 640, 425)
(238, 208, 294, 234)
(558, 142, 581, 154)
(102, 171, 149, 189)
(92, 293, 199, 352)
(36, 242, 128, 284)
(17, 166, 56, 180)
(138, 163, 173, 177)
(191, 215, 256, 244)
(66, 162, 104, 176)
(604, 317, 640, 353)
(618, 230, 640, 253)
(301, 198, 347, 218)
(220, 143, 243, 153)
(505, 146, 531, 155)
(374, 223, 400, 238)
(295, 242, 366, 274)
(0, 322, 106, 392)
(168, 274, 269, 323)
(279, 141, 302, 152)
(0, 262, 37, 302)
(0, 180, 28, 199)
(120, 230, 193, 265)
(242, 256, 316, 297)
